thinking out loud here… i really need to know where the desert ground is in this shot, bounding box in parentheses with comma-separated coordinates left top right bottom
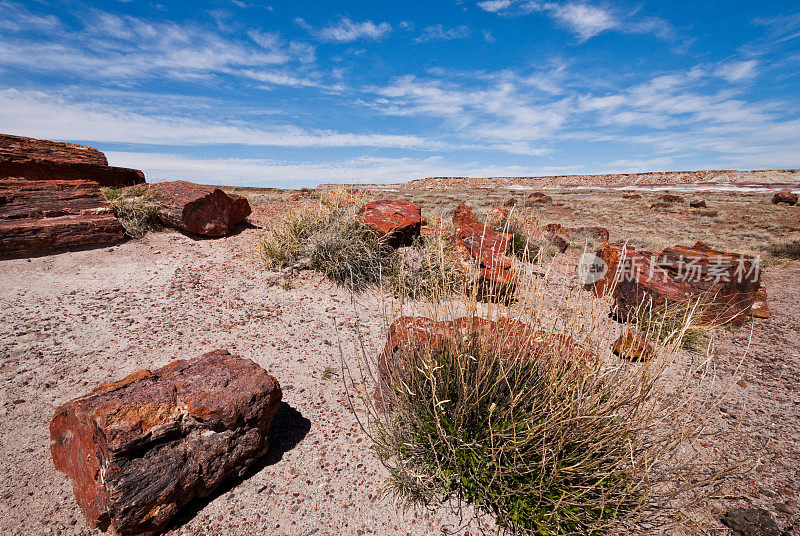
(1, 186, 799, 536)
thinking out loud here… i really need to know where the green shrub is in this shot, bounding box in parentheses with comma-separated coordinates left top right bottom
(101, 186, 160, 238)
(350, 283, 725, 535)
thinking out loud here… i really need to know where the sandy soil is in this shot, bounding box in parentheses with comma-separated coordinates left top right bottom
(1, 194, 799, 535)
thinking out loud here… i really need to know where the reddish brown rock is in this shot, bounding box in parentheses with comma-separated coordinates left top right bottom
(1, 133, 108, 165)
(612, 329, 654, 361)
(650, 201, 673, 210)
(527, 191, 553, 203)
(772, 190, 798, 205)
(453, 203, 518, 298)
(148, 181, 251, 236)
(50, 349, 281, 536)
(356, 199, 422, 247)
(1, 134, 144, 187)
(592, 241, 762, 326)
(376, 316, 590, 408)
(622, 193, 642, 199)
(658, 193, 684, 203)
(689, 199, 707, 208)
(0, 178, 124, 256)
(750, 287, 770, 319)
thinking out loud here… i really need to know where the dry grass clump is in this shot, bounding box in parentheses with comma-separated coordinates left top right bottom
(101, 185, 161, 238)
(385, 234, 464, 299)
(346, 265, 732, 535)
(260, 194, 389, 290)
(769, 239, 800, 260)
(630, 299, 712, 351)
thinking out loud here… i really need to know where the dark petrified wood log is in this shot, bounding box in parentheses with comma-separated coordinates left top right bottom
(0, 178, 124, 256)
(148, 181, 251, 237)
(50, 349, 281, 536)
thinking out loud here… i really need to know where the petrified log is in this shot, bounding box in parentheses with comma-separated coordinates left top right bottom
(453, 203, 518, 298)
(1, 134, 144, 187)
(622, 193, 641, 199)
(50, 349, 281, 536)
(0, 178, 124, 256)
(689, 199, 707, 208)
(658, 193, 684, 203)
(772, 190, 798, 205)
(148, 181, 251, 236)
(1, 133, 108, 165)
(527, 191, 553, 203)
(592, 241, 762, 326)
(357, 199, 422, 247)
(376, 316, 589, 409)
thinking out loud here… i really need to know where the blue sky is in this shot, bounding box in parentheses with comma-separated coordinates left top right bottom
(1, 0, 799, 187)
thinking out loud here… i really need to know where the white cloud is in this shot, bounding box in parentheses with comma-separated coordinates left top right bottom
(314, 18, 392, 42)
(0, 88, 439, 150)
(415, 24, 471, 43)
(481, 29, 497, 43)
(0, 1, 62, 32)
(477, 1, 675, 41)
(105, 151, 581, 186)
(715, 60, 758, 82)
(0, 10, 320, 88)
(549, 3, 616, 40)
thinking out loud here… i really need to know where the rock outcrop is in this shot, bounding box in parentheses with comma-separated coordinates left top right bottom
(453, 203, 518, 299)
(148, 181, 251, 236)
(591, 241, 763, 326)
(0, 178, 124, 256)
(0, 133, 144, 187)
(50, 349, 281, 536)
(357, 199, 422, 247)
(772, 190, 798, 205)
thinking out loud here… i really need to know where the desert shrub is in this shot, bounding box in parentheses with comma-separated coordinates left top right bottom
(260, 192, 389, 290)
(630, 299, 711, 351)
(770, 239, 800, 260)
(101, 186, 160, 238)
(385, 234, 463, 299)
(347, 274, 730, 536)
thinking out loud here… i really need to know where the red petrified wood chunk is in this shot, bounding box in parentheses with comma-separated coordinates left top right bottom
(612, 329, 654, 361)
(0, 133, 145, 187)
(375, 316, 590, 409)
(592, 241, 763, 326)
(772, 190, 798, 205)
(689, 199, 707, 208)
(148, 181, 251, 237)
(0, 178, 124, 256)
(50, 349, 281, 536)
(357, 199, 422, 247)
(452, 203, 518, 298)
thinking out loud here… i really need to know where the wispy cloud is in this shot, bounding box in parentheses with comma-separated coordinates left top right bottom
(0, 1, 62, 32)
(415, 24, 471, 43)
(0, 88, 440, 150)
(477, 1, 674, 41)
(302, 17, 392, 42)
(715, 59, 758, 82)
(753, 13, 800, 43)
(0, 10, 322, 88)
